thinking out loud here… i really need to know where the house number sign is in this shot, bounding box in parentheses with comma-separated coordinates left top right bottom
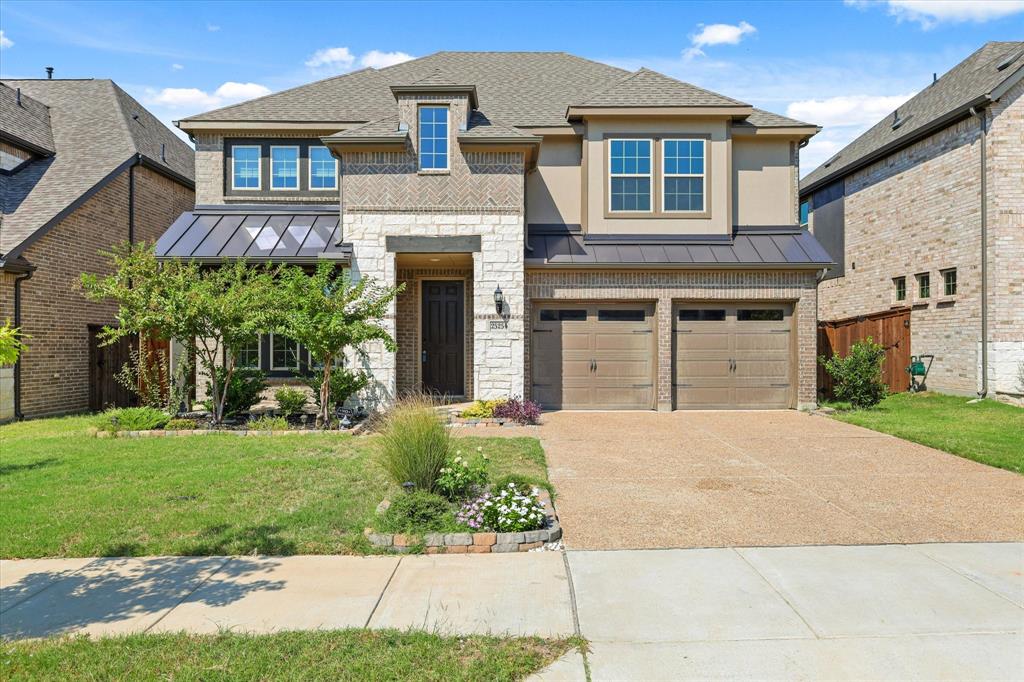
(489, 320, 509, 330)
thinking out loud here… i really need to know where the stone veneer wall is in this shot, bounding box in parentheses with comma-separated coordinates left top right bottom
(395, 266, 475, 399)
(525, 269, 820, 410)
(816, 80, 1022, 398)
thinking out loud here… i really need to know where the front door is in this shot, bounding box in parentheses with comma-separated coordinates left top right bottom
(421, 281, 465, 396)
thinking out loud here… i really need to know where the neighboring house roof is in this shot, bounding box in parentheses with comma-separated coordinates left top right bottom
(572, 67, 748, 108)
(525, 227, 834, 269)
(180, 52, 810, 133)
(0, 83, 55, 155)
(0, 79, 195, 260)
(156, 206, 349, 264)
(802, 41, 1024, 193)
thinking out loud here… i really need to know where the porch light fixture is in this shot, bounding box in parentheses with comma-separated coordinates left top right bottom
(493, 286, 504, 315)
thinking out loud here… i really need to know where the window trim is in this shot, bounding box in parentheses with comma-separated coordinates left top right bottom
(307, 145, 338, 191)
(269, 145, 300, 191)
(916, 272, 931, 300)
(799, 200, 810, 228)
(602, 132, 712, 219)
(269, 332, 301, 371)
(417, 105, 450, 172)
(231, 144, 262, 191)
(607, 137, 654, 214)
(894, 276, 907, 303)
(233, 338, 262, 370)
(941, 268, 957, 297)
(661, 138, 706, 214)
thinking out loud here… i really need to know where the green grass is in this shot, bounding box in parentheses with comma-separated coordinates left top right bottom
(0, 630, 581, 681)
(0, 415, 549, 559)
(829, 392, 1024, 473)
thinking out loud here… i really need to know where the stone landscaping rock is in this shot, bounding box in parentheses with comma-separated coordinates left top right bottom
(473, 532, 496, 546)
(423, 533, 445, 547)
(444, 533, 472, 546)
(492, 543, 519, 553)
(524, 530, 546, 543)
(367, 533, 392, 547)
(375, 500, 391, 515)
(496, 532, 525, 545)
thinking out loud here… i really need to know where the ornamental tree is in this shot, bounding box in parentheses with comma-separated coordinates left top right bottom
(275, 261, 403, 426)
(0, 320, 29, 366)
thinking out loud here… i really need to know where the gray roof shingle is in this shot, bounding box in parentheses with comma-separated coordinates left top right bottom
(0, 83, 54, 154)
(0, 79, 194, 259)
(572, 67, 748, 108)
(802, 41, 1024, 191)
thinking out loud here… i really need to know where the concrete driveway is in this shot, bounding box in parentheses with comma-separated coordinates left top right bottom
(540, 410, 1024, 550)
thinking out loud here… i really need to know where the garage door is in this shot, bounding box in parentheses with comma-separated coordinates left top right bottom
(674, 303, 793, 409)
(531, 303, 655, 410)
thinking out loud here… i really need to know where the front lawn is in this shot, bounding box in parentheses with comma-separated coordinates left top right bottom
(0, 630, 580, 681)
(828, 392, 1024, 473)
(0, 415, 548, 559)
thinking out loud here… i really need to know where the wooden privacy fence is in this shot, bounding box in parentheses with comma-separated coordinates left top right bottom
(817, 308, 911, 398)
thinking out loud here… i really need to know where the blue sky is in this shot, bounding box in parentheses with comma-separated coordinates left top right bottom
(2, 0, 1022, 174)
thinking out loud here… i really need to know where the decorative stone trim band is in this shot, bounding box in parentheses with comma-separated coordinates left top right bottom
(367, 491, 561, 554)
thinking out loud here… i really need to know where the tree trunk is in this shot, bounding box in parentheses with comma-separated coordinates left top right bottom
(320, 360, 332, 428)
(216, 361, 235, 424)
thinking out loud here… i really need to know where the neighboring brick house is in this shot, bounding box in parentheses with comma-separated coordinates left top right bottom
(800, 42, 1024, 402)
(160, 52, 832, 411)
(0, 78, 195, 421)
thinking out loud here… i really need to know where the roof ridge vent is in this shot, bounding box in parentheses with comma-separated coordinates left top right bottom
(891, 108, 910, 130)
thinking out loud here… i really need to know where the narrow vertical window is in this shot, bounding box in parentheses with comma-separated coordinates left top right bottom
(309, 146, 337, 190)
(943, 269, 957, 296)
(662, 139, 705, 212)
(418, 106, 449, 170)
(799, 200, 810, 228)
(232, 145, 261, 189)
(270, 146, 299, 190)
(609, 139, 652, 212)
(894, 276, 906, 302)
(917, 272, 930, 299)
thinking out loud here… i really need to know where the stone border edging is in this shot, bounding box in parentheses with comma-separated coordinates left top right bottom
(96, 423, 368, 438)
(366, 490, 561, 554)
(446, 418, 540, 428)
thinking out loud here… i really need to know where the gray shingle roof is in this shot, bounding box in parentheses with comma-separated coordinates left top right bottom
(0, 79, 194, 259)
(741, 108, 815, 129)
(0, 83, 54, 154)
(459, 111, 540, 140)
(329, 115, 406, 140)
(573, 67, 748, 108)
(802, 41, 1024, 191)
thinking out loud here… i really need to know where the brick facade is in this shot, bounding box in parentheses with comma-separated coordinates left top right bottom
(815, 81, 1022, 399)
(0, 166, 194, 419)
(525, 269, 819, 410)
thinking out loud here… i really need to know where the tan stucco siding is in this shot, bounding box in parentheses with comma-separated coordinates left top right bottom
(526, 137, 581, 226)
(733, 137, 796, 225)
(583, 117, 731, 235)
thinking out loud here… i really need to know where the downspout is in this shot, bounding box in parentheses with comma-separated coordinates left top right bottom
(12, 267, 36, 420)
(970, 106, 988, 398)
(129, 154, 140, 245)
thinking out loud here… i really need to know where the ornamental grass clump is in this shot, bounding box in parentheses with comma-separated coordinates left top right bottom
(94, 407, 170, 433)
(379, 397, 451, 493)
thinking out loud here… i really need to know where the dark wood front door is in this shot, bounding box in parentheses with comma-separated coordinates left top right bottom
(89, 325, 139, 411)
(421, 281, 465, 396)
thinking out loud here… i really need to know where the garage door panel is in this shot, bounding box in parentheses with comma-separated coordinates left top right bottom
(676, 358, 731, 379)
(675, 332, 732, 352)
(733, 386, 790, 409)
(735, 361, 789, 382)
(593, 386, 653, 409)
(595, 333, 652, 352)
(675, 386, 734, 408)
(594, 359, 652, 380)
(735, 332, 790, 352)
(562, 332, 592, 351)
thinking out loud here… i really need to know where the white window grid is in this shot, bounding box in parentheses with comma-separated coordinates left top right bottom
(418, 106, 450, 171)
(270, 333, 301, 370)
(270, 145, 300, 191)
(308, 146, 338, 190)
(662, 138, 705, 213)
(231, 145, 261, 190)
(608, 138, 653, 213)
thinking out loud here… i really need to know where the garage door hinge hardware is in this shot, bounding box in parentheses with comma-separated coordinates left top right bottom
(532, 329, 552, 333)
(632, 329, 653, 334)
(771, 383, 790, 388)
(678, 329, 693, 333)
(770, 330, 790, 334)
(678, 383, 693, 387)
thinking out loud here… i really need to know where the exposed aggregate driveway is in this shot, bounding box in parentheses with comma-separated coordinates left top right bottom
(539, 410, 1024, 550)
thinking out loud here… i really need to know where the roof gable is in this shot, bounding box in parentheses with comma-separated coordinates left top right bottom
(0, 83, 54, 155)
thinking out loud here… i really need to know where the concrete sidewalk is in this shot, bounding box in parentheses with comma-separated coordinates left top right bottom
(2, 543, 1022, 680)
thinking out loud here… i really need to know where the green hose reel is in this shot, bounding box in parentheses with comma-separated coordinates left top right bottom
(906, 355, 934, 392)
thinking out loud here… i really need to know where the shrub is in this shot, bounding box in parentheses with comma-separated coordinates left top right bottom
(379, 397, 451, 493)
(459, 399, 506, 419)
(458, 483, 547, 533)
(203, 367, 267, 417)
(164, 418, 197, 431)
(820, 337, 888, 409)
(248, 415, 289, 431)
(378, 491, 452, 533)
(492, 397, 542, 425)
(95, 407, 170, 433)
(305, 367, 369, 413)
(274, 387, 308, 418)
(492, 473, 554, 498)
(436, 447, 489, 500)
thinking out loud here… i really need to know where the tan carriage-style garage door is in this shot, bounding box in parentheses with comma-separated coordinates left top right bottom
(531, 303, 655, 410)
(674, 303, 794, 409)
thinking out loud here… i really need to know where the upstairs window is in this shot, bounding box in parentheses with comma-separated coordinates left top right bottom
(609, 139, 652, 212)
(418, 106, 449, 170)
(309, 146, 337, 190)
(799, 200, 810, 228)
(270, 146, 299, 190)
(231, 145, 261, 190)
(662, 139, 705, 212)
(917, 272, 930, 299)
(943, 268, 957, 296)
(894, 276, 906, 302)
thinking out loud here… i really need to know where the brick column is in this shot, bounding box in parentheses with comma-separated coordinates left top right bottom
(656, 295, 674, 412)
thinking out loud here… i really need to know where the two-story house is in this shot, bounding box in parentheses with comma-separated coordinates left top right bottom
(159, 52, 831, 411)
(1, 77, 194, 421)
(800, 42, 1023, 403)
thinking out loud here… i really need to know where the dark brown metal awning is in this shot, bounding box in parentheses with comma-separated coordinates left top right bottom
(524, 227, 834, 269)
(156, 206, 351, 263)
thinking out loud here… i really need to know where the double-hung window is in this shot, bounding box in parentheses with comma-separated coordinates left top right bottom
(270, 333, 301, 371)
(609, 139, 652, 212)
(234, 339, 261, 369)
(232, 145, 260, 190)
(270, 146, 299, 190)
(309, 146, 337, 190)
(663, 139, 705, 212)
(418, 106, 449, 170)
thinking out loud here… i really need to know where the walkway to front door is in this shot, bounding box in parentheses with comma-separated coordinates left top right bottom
(539, 410, 1024, 550)
(421, 280, 465, 397)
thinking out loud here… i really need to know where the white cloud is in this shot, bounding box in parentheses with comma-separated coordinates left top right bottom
(206, 23, 220, 32)
(305, 46, 355, 69)
(786, 93, 915, 128)
(360, 50, 414, 69)
(146, 81, 271, 110)
(0, 30, 13, 49)
(171, 63, 184, 71)
(847, 0, 1024, 28)
(684, 21, 756, 59)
